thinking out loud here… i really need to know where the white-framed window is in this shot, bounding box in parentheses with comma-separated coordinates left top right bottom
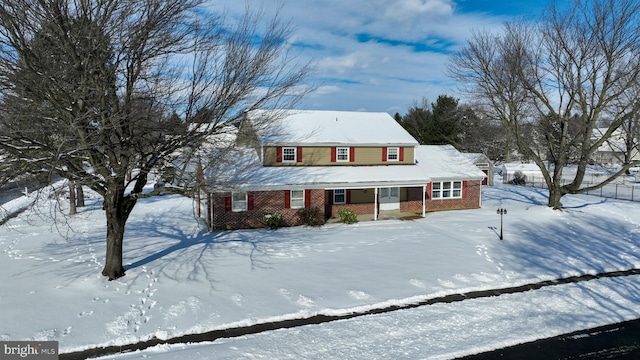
(282, 147, 296, 162)
(232, 192, 248, 211)
(290, 190, 305, 208)
(336, 147, 349, 162)
(333, 189, 346, 204)
(387, 147, 399, 161)
(431, 181, 462, 199)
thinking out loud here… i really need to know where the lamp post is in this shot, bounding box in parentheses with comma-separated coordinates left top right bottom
(497, 208, 507, 240)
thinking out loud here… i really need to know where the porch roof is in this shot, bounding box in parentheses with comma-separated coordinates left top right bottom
(211, 164, 430, 192)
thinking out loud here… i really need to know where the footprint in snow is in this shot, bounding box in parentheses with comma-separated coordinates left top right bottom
(78, 310, 93, 318)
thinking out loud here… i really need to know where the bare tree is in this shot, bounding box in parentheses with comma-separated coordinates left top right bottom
(449, 0, 640, 209)
(0, 0, 311, 280)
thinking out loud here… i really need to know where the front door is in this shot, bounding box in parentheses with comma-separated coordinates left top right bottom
(379, 187, 400, 211)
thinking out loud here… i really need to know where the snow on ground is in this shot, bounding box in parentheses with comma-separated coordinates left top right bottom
(1, 183, 640, 359)
(110, 277, 640, 360)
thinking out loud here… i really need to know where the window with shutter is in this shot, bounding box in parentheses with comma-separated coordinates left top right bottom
(290, 190, 304, 208)
(282, 147, 296, 162)
(387, 147, 399, 161)
(336, 147, 349, 162)
(231, 192, 248, 211)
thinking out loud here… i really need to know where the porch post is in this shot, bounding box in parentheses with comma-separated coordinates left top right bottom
(422, 184, 426, 217)
(374, 187, 378, 221)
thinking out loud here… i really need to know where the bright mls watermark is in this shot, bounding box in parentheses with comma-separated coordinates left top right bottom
(0, 341, 57, 359)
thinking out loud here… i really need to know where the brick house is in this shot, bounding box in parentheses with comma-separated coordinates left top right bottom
(200, 110, 485, 230)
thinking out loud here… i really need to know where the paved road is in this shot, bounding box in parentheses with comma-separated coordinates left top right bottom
(460, 318, 640, 359)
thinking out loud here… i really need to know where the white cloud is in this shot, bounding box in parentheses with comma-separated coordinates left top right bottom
(210, 0, 536, 113)
(318, 53, 371, 74)
(313, 85, 341, 96)
(381, 0, 455, 22)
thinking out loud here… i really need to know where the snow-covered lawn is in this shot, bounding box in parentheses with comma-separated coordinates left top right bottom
(1, 183, 640, 359)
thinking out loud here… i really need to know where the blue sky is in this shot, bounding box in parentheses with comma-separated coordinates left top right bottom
(222, 0, 554, 115)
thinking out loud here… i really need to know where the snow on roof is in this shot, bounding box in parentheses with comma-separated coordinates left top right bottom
(461, 152, 491, 165)
(248, 109, 419, 146)
(207, 145, 486, 191)
(415, 145, 486, 181)
(499, 162, 544, 173)
(206, 147, 429, 191)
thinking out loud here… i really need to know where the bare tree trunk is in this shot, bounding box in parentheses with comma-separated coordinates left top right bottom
(102, 212, 125, 280)
(548, 185, 564, 209)
(76, 183, 85, 207)
(68, 180, 77, 215)
(101, 183, 136, 280)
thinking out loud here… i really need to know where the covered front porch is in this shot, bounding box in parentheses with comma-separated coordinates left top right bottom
(324, 184, 428, 221)
(325, 209, 424, 223)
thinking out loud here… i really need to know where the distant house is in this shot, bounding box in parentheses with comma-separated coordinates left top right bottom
(200, 110, 485, 230)
(462, 152, 494, 186)
(592, 127, 640, 166)
(499, 163, 544, 184)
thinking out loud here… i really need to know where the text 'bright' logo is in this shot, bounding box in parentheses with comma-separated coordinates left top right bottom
(0, 342, 57, 359)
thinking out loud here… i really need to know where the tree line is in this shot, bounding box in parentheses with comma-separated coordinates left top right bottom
(394, 95, 509, 163)
(394, 93, 640, 168)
